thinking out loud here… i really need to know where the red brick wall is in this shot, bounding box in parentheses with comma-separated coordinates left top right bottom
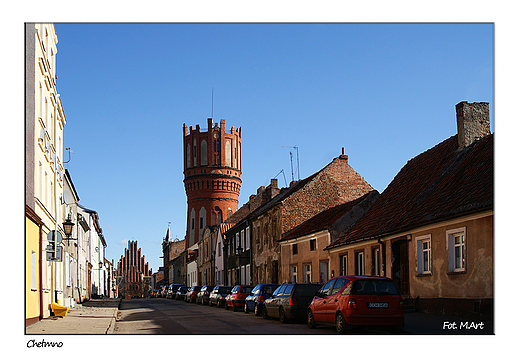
(281, 155, 373, 234)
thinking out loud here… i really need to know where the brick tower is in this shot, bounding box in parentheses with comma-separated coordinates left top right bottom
(183, 118, 242, 249)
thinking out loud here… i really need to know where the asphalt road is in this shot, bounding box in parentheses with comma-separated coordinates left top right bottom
(114, 298, 493, 335)
(114, 298, 336, 335)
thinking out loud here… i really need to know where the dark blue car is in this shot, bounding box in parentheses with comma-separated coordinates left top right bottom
(244, 284, 280, 315)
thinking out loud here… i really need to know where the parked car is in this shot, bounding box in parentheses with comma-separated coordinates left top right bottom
(166, 284, 183, 299)
(160, 286, 168, 298)
(208, 286, 233, 307)
(196, 285, 215, 305)
(225, 285, 254, 311)
(185, 286, 201, 303)
(263, 283, 322, 323)
(244, 284, 280, 315)
(175, 285, 188, 300)
(307, 276, 404, 333)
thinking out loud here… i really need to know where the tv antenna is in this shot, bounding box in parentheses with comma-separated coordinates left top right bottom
(282, 146, 300, 181)
(274, 169, 287, 187)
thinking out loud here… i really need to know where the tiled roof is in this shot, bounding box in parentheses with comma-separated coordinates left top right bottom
(328, 133, 493, 249)
(281, 192, 372, 242)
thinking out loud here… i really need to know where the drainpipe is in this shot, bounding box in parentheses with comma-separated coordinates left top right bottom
(378, 237, 386, 278)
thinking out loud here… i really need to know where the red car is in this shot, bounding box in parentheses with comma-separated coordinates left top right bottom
(225, 285, 254, 311)
(185, 285, 201, 303)
(307, 276, 404, 333)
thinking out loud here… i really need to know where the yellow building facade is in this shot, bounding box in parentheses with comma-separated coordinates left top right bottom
(26, 23, 67, 324)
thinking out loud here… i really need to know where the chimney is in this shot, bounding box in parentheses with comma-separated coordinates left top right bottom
(267, 179, 280, 199)
(456, 101, 490, 148)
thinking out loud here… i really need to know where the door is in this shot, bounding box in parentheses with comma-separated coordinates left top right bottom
(319, 261, 329, 283)
(313, 279, 335, 323)
(391, 240, 409, 297)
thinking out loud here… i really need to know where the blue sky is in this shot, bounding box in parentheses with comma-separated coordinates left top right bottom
(52, 23, 494, 273)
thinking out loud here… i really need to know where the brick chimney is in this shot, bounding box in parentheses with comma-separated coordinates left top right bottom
(456, 101, 490, 149)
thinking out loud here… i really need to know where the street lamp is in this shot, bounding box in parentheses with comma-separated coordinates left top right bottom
(62, 213, 75, 240)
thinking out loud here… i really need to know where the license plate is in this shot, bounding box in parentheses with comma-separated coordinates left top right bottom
(368, 302, 388, 308)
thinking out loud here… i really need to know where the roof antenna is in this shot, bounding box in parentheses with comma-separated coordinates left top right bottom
(282, 146, 300, 181)
(274, 169, 287, 187)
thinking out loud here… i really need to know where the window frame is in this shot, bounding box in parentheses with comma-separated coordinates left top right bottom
(355, 250, 364, 275)
(310, 238, 317, 251)
(447, 228, 466, 273)
(340, 254, 348, 276)
(416, 234, 432, 275)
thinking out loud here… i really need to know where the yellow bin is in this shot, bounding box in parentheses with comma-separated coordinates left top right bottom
(51, 302, 69, 317)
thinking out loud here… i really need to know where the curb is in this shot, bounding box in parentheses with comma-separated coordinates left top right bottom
(105, 298, 122, 334)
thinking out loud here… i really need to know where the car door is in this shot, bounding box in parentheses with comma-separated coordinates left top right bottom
(267, 284, 286, 317)
(313, 279, 335, 323)
(323, 278, 349, 323)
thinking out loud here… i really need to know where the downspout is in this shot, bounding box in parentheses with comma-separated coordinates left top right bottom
(378, 237, 387, 278)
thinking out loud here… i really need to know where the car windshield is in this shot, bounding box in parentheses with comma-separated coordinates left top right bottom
(350, 280, 399, 295)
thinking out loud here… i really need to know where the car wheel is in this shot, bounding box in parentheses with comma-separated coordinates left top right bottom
(279, 307, 287, 323)
(263, 306, 269, 319)
(232, 302, 238, 312)
(244, 303, 249, 313)
(335, 312, 350, 334)
(254, 304, 261, 316)
(307, 310, 316, 329)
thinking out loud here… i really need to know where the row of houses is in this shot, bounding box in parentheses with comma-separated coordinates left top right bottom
(161, 101, 493, 319)
(25, 23, 116, 327)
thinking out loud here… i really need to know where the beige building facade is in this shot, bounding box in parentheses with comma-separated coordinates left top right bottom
(26, 23, 67, 322)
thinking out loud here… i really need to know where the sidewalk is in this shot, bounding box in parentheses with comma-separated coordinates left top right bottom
(25, 299, 120, 335)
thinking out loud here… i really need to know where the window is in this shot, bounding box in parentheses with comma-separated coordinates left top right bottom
(241, 229, 245, 251)
(447, 228, 466, 273)
(245, 227, 250, 250)
(340, 254, 348, 276)
(218, 242, 221, 257)
(304, 264, 312, 283)
(200, 217, 204, 229)
(292, 243, 298, 255)
(355, 251, 364, 275)
(331, 277, 349, 295)
(310, 239, 317, 251)
(416, 235, 432, 275)
(320, 278, 336, 296)
(290, 265, 297, 283)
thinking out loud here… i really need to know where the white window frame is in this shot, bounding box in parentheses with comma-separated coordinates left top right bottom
(304, 264, 312, 283)
(447, 228, 466, 273)
(416, 234, 432, 275)
(245, 227, 250, 250)
(355, 251, 364, 275)
(290, 265, 297, 283)
(340, 254, 348, 276)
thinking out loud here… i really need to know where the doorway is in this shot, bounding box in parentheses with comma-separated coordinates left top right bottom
(391, 239, 410, 298)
